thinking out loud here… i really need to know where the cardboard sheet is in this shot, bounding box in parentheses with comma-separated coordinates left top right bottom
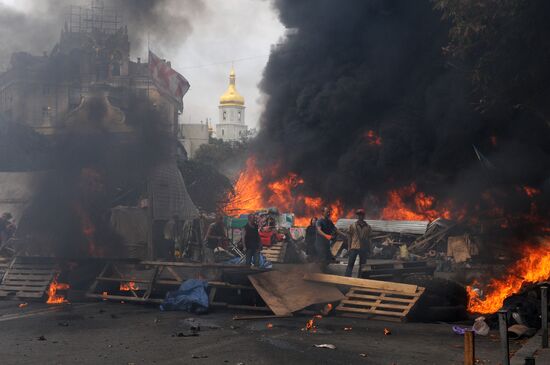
(248, 265, 345, 316)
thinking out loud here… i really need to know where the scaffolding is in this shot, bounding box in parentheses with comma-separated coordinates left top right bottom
(66, 1, 123, 35)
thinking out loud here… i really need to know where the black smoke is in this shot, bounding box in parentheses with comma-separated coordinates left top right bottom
(254, 0, 550, 233)
(17, 92, 174, 258)
(0, 0, 206, 68)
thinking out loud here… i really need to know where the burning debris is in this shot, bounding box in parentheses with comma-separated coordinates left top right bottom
(46, 275, 70, 304)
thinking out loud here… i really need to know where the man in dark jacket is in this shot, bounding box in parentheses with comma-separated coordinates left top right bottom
(315, 207, 341, 269)
(244, 214, 261, 267)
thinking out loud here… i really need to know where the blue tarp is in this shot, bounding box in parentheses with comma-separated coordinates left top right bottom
(225, 253, 273, 269)
(160, 279, 209, 313)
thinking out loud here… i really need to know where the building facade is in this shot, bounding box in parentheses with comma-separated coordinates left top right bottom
(216, 67, 248, 142)
(178, 122, 210, 158)
(0, 3, 181, 137)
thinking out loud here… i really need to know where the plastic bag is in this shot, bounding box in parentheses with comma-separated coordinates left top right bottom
(472, 316, 489, 336)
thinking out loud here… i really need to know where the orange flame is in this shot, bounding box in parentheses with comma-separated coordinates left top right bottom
(381, 183, 457, 221)
(305, 319, 315, 331)
(364, 130, 382, 146)
(119, 281, 138, 291)
(224, 157, 344, 226)
(46, 275, 70, 304)
(467, 237, 550, 314)
(522, 186, 541, 198)
(74, 203, 103, 257)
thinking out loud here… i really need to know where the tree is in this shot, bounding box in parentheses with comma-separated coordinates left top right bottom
(434, 0, 550, 119)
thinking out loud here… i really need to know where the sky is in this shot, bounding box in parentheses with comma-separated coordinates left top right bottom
(0, 0, 285, 129)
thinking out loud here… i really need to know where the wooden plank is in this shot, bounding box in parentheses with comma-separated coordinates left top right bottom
(331, 240, 344, 257)
(303, 273, 418, 294)
(86, 293, 163, 304)
(0, 284, 49, 291)
(140, 261, 264, 270)
(339, 299, 410, 310)
(335, 305, 404, 317)
(346, 292, 415, 303)
(0, 291, 44, 298)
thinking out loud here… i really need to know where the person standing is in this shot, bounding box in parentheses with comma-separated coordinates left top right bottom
(345, 209, 371, 277)
(315, 207, 340, 269)
(305, 217, 318, 260)
(243, 214, 261, 267)
(203, 213, 226, 263)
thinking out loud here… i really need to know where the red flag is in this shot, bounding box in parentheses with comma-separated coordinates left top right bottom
(148, 50, 190, 102)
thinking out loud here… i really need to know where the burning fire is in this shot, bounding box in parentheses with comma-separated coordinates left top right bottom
(119, 281, 138, 291)
(46, 275, 70, 304)
(381, 183, 459, 221)
(224, 157, 344, 226)
(364, 130, 382, 146)
(467, 237, 550, 314)
(304, 319, 316, 332)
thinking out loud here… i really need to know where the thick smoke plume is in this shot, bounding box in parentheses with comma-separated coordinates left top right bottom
(254, 0, 549, 233)
(0, 0, 206, 68)
(19, 93, 174, 257)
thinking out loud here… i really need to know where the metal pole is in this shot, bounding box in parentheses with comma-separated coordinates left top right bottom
(498, 310, 510, 365)
(542, 286, 548, 348)
(524, 356, 535, 365)
(464, 330, 475, 365)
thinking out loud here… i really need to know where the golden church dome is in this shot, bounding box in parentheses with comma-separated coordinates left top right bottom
(219, 67, 245, 106)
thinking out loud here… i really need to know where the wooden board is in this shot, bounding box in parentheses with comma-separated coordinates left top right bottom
(336, 286, 424, 321)
(0, 257, 57, 299)
(303, 273, 419, 294)
(261, 242, 287, 263)
(331, 240, 344, 257)
(248, 266, 344, 316)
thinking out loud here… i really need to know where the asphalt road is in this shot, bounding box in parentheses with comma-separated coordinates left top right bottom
(0, 300, 521, 365)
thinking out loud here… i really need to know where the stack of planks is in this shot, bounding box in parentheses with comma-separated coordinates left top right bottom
(0, 257, 58, 299)
(261, 242, 287, 263)
(303, 273, 424, 322)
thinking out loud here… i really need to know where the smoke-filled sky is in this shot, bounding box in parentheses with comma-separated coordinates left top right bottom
(0, 0, 284, 129)
(254, 0, 549, 230)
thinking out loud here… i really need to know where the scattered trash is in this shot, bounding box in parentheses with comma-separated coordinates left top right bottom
(18, 303, 28, 308)
(344, 327, 352, 331)
(508, 324, 537, 339)
(452, 325, 468, 335)
(384, 328, 391, 336)
(266, 323, 273, 329)
(58, 322, 69, 327)
(175, 332, 199, 337)
(110, 314, 120, 319)
(473, 316, 489, 336)
(314, 344, 336, 349)
(37, 335, 46, 341)
(359, 353, 368, 357)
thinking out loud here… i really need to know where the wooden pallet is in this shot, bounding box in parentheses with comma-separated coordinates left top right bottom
(360, 261, 434, 280)
(261, 242, 287, 263)
(86, 261, 266, 304)
(336, 286, 425, 322)
(0, 257, 58, 299)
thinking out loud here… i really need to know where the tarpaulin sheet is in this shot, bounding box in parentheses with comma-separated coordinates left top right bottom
(160, 279, 209, 313)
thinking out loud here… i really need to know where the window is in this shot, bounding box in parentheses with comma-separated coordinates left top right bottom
(238, 111, 241, 121)
(222, 129, 224, 136)
(223, 111, 227, 120)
